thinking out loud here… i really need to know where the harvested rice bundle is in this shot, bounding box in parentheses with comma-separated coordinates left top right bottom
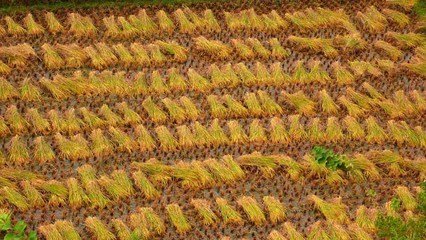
(20, 79, 41, 102)
(41, 43, 65, 70)
(365, 116, 388, 144)
(288, 35, 338, 57)
(138, 207, 165, 235)
(174, 8, 196, 34)
(4, 16, 26, 35)
(203, 155, 244, 183)
(308, 61, 331, 84)
(45, 12, 64, 33)
(356, 6, 388, 32)
(187, 68, 211, 92)
(288, 114, 306, 141)
(194, 36, 232, 59)
(33, 136, 55, 163)
(382, 8, 410, 27)
(231, 39, 255, 59)
(5, 105, 28, 133)
(191, 198, 219, 225)
(8, 135, 30, 164)
(386, 0, 417, 10)
(166, 204, 191, 234)
(374, 40, 403, 61)
(0, 117, 10, 137)
(270, 117, 290, 145)
(303, 153, 345, 185)
(263, 196, 286, 223)
(325, 117, 344, 142)
(0, 44, 36, 68)
(0, 60, 11, 75)
(338, 96, 366, 118)
(85, 217, 115, 240)
(98, 170, 134, 201)
(68, 13, 96, 37)
(116, 16, 138, 39)
(386, 32, 426, 48)
(112, 44, 135, 67)
(20, 180, 44, 207)
(227, 120, 248, 144)
(349, 60, 382, 77)
(308, 195, 349, 224)
(343, 116, 365, 140)
(155, 40, 188, 62)
(254, 61, 272, 85)
(283, 221, 304, 240)
(39, 224, 63, 240)
(155, 125, 178, 150)
(355, 205, 378, 233)
(282, 90, 316, 115)
(216, 197, 244, 225)
(395, 186, 417, 211)
(402, 57, 426, 77)
(130, 43, 150, 66)
(247, 38, 271, 59)
(237, 196, 266, 226)
(23, 13, 44, 35)
(162, 98, 187, 123)
(269, 38, 289, 59)
(55, 133, 91, 160)
(26, 108, 49, 134)
(156, 10, 175, 34)
(108, 126, 137, 152)
(167, 68, 187, 91)
(249, 120, 267, 143)
(369, 150, 406, 176)
(96, 42, 118, 66)
(202, 9, 221, 32)
(147, 43, 166, 65)
(223, 94, 248, 117)
(307, 118, 324, 143)
(209, 119, 229, 146)
(54, 220, 81, 240)
(142, 97, 168, 123)
(268, 230, 286, 240)
(56, 43, 88, 68)
(376, 59, 396, 72)
(257, 90, 282, 115)
(0, 78, 18, 101)
(234, 62, 257, 86)
(33, 179, 68, 206)
(319, 90, 339, 114)
(333, 34, 367, 51)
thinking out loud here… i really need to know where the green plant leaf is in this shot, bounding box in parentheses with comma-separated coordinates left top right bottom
(4, 232, 19, 240)
(28, 231, 38, 240)
(0, 213, 12, 231)
(13, 221, 26, 234)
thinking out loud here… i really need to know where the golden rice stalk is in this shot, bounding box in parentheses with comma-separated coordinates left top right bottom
(4, 16, 26, 35)
(410, 90, 426, 112)
(5, 105, 28, 133)
(85, 217, 115, 240)
(162, 98, 187, 123)
(263, 196, 286, 223)
(361, 82, 385, 100)
(172, 160, 214, 188)
(45, 12, 64, 33)
(308, 61, 331, 84)
(128, 213, 150, 239)
(99, 104, 122, 126)
(288, 35, 338, 57)
(56, 44, 87, 68)
(395, 186, 417, 211)
(20, 79, 42, 102)
(21, 180, 44, 207)
(258, 90, 283, 115)
(350, 153, 381, 181)
(89, 129, 112, 157)
(34, 180, 67, 207)
(386, 31, 426, 48)
(369, 150, 405, 176)
(99, 170, 134, 200)
(203, 157, 243, 183)
(39, 224, 63, 240)
(328, 223, 353, 239)
(208, 118, 229, 146)
(288, 114, 306, 141)
(333, 34, 367, 51)
(150, 70, 169, 94)
(319, 89, 339, 114)
(41, 43, 64, 70)
(8, 135, 29, 164)
(166, 204, 191, 234)
(191, 198, 219, 225)
(132, 158, 171, 186)
(308, 195, 349, 224)
(54, 220, 81, 240)
(112, 44, 134, 67)
(33, 136, 55, 163)
(376, 59, 395, 72)
(387, 120, 409, 144)
(348, 223, 374, 240)
(291, 60, 308, 83)
(331, 61, 354, 85)
(112, 219, 131, 240)
(346, 87, 374, 111)
(61, 108, 84, 134)
(139, 207, 165, 235)
(117, 16, 138, 38)
(223, 94, 248, 117)
(338, 96, 366, 118)
(27, 108, 50, 133)
(254, 61, 271, 85)
(79, 107, 104, 128)
(218, 63, 240, 87)
(142, 97, 167, 123)
(307, 221, 330, 240)
(0, 78, 18, 101)
(194, 36, 232, 59)
(307, 118, 324, 143)
(349, 60, 382, 77)
(155, 126, 178, 151)
(134, 124, 156, 151)
(1, 186, 29, 210)
(227, 120, 248, 144)
(269, 117, 290, 145)
(234, 62, 257, 86)
(85, 180, 111, 208)
(343, 116, 365, 140)
(283, 221, 304, 240)
(108, 126, 136, 152)
(155, 40, 188, 63)
(356, 6, 388, 33)
(283, 90, 316, 115)
(193, 121, 213, 146)
(394, 90, 417, 116)
(383, 8, 409, 27)
(68, 13, 97, 37)
(167, 68, 187, 91)
(132, 171, 159, 199)
(355, 205, 377, 233)
(374, 40, 403, 61)
(414, 126, 426, 148)
(187, 68, 211, 92)
(231, 39, 255, 59)
(238, 152, 284, 177)
(179, 96, 198, 121)
(174, 8, 196, 34)
(0, 117, 10, 137)
(365, 116, 388, 144)
(216, 197, 244, 225)
(96, 42, 118, 66)
(249, 119, 267, 144)
(55, 133, 91, 160)
(269, 38, 289, 59)
(303, 154, 345, 185)
(377, 100, 405, 119)
(0, 60, 11, 75)
(84, 46, 107, 69)
(237, 196, 266, 226)
(130, 43, 150, 66)
(202, 9, 220, 32)
(66, 177, 88, 209)
(402, 59, 426, 77)
(268, 230, 286, 240)
(116, 102, 141, 125)
(386, 0, 417, 9)
(156, 10, 175, 34)
(23, 13, 44, 35)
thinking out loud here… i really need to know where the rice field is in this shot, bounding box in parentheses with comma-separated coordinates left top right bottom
(0, 0, 425, 239)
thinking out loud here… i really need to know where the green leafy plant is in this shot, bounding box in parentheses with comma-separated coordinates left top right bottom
(311, 146, 352, 171)
(366, 189, 377, 198)
(376, 182, 426, 240)
(0, 213, 37, 240)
